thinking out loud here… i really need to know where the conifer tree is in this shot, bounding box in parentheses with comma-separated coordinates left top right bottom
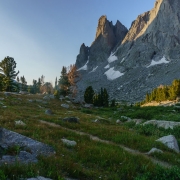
(58, 66, 70, 96)
(20, 76, 27, 91)
(84, 86, 94, 104)
(103, 88, 109, 107)
(55, 77, 58, 90)
(0, 56, 19, 92)
(32, 79, 38, 94)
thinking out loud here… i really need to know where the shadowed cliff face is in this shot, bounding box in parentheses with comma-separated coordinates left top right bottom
(75, 0, 180, 103)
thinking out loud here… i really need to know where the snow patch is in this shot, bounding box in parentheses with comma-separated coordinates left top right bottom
(104, 64, 110, 69)
(121, 58, 125, 63)
(77, 60, 89, 71)
(89, 66, 98, 73)
(147, 56, 169, 68)
(107, 53, 118, 63)
(104, 67, 124, 80)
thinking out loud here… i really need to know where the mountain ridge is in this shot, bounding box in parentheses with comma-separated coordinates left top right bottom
(75, 0, 180, 103)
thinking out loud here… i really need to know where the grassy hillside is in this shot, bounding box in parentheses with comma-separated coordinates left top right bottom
(0, 93, 180, 180)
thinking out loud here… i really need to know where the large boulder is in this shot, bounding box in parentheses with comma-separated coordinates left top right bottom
(156, 135, 180, 153)
(0, 128, 55, 165)
(143, 120, 180, 129)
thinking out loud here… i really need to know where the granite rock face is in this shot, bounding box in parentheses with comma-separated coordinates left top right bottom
(74, 0, 180, 103)
(0, 128, 55, 165)
(75, 15, 128, 70)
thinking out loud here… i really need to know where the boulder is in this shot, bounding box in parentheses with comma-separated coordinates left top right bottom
(156, 135, 180, 153)
(146, 148, 163, 155)
(0, 98, 4, 101)
(62, 117, 79, 123)
(143, 120, 180, 129)
(45, 109, 53, 115)
(43, 96, 50, 101)
(61, 104, 69, 109)
(61, 138, 77, 147)
(0, 128, 55, 165)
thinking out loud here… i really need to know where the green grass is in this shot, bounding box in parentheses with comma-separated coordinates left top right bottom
(0, 93, 180, 179)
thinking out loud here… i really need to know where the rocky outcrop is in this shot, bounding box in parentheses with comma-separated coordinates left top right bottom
(0, 128, 55, 165)
(75, 16, 128, 70)
(143, 120, 180, 129)
(75, 43, 89, 68)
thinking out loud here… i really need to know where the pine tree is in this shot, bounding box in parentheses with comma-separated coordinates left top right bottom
(58, 66, 70, 96)
(32, 79, 38, 94)
(20, 76, 27, 91)
(0, 56, 19, 92)
(84, 86, 94, 104)
(55, 77, 58, 90)
(37, 78, 42, 93)
(110, 99, 116, 107)
(103, 88, 109, 107)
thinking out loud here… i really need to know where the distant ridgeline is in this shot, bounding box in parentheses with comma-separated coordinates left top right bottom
(140, 79, 180, 105)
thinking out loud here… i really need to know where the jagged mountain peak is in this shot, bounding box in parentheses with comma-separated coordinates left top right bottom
(75, 0, 180, 103)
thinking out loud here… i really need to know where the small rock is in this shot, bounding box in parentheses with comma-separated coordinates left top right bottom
(36, 99, 43, 103)
(131, 119, 143, 125)
(156, 135, 180, 153)
(61, 138, 77, 146)
(26, 176, 53, 180)
(146, 148, 163, 155)
(45, 109, 53, 115)
(28, 99, 34, 102)
(15, 120, 26, 126)
(116, 119, 121, 124)
(49, 94, 54, 99)
(84, 104, 94, 108)
(43, 96, 50, 101)
(2, 106, 7, 108)
(121, 116, 131, 121)
(4, 92, 11, 96)
(66, 101, 71, 104)
(62, 117, 79, 123)
(19, 91, 28, 95)
(61, 104, 69, 109)
(0, 98, 4, 100)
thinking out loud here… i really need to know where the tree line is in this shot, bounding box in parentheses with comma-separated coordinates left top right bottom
(0, 56, 80, 96)
(84, 86, 115, 107)
(141, 79, 180, 104)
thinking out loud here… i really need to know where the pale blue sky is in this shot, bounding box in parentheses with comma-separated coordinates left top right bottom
(0, 0, 155, 85)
